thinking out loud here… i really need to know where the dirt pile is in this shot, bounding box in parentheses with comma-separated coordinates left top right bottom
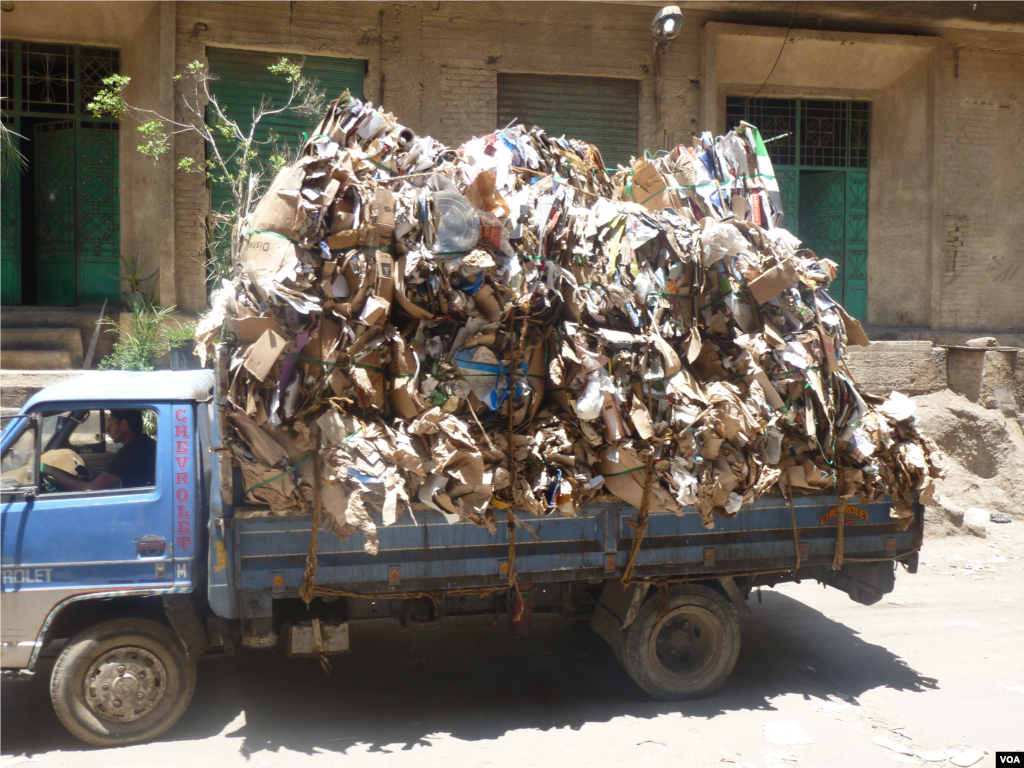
(914, 389, 1024, 535)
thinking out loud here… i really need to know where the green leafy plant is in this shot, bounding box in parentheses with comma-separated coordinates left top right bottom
(88, 58, 325, 299)
(166, 320, 198, 349)
(108, 254, 160, 302)
(98, 295, 177, 371)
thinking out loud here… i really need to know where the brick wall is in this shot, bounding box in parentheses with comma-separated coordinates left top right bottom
(166, 2, 1022, 337)
(937, 45, 1024, 333)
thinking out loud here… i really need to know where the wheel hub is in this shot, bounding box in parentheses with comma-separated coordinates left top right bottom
(653, 608, 718, 676)
(85, 647, 166, 722)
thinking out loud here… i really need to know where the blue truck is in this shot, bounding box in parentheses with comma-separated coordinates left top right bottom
(1, 366, 922, 746)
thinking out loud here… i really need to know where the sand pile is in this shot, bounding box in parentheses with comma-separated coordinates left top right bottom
(914, 389, 1024, 535)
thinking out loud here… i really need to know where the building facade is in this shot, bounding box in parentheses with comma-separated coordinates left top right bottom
(2, 1, 1022, 341)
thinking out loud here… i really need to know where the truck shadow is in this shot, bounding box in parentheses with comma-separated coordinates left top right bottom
(0, 590, 938, 758)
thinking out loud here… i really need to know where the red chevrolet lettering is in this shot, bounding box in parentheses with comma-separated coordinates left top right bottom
(175, 472, 189, 485)
(177, 505, 189, 518)
(175, 440, 188, 455)
(175, 488, 190, 502)
(177, 520, 191, 534)
(174, 456, 190, 470)
(175, 408, 187, 422)
(176, 536, 191, 550)
(174, 425, 190, 438)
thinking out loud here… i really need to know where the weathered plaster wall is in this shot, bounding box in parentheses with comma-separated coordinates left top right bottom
(702, 24, 939, 329)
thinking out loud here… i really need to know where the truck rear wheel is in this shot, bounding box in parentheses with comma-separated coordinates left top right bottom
(50, 617, 196, 746)
(620, 584, 740, 700)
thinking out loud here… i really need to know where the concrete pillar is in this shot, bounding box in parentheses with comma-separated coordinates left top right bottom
(119, 1, 176, 308)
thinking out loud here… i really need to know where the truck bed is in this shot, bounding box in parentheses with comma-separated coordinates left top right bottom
(223, 493, 921, 598)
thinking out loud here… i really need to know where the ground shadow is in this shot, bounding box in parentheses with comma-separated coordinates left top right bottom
(0, 589, 939, 758)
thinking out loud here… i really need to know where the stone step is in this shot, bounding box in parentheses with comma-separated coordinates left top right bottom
(0, 370, 81, 411)
(0, 327, 84, 362)
(0, 350, 73, 371)
(1, 306, 117, 369)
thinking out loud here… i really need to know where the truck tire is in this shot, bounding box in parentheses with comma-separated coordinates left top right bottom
(49, 617, 196, 746)
(620, 584, 740, 700)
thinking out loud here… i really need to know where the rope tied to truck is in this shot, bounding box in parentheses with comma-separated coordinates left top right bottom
(621, 451, 657, 586)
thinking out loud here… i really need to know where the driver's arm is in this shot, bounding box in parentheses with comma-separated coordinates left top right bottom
(41, 466, 119, 492)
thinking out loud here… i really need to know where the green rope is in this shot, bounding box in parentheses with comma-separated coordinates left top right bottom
(244, 453, 315, 499)
(368, 158, 398, 175)
(603, 465, 647, 478)
(246, 228, 298, 243)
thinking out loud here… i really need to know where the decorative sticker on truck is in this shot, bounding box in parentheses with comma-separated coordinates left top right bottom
(173, 407, 194, 556)
(820, 506, 869, 526)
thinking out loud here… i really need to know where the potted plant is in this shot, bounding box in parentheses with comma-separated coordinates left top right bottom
(166, 320, 201, 370)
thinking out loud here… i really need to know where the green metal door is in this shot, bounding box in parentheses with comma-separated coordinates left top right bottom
(78, 125, 120, 303)
(799, 172, 846, 303)
(844, 171, 868, 319)
(34, 121, 76, 306)
(1, 119, 21, 305)
(496, 73, 640, 170)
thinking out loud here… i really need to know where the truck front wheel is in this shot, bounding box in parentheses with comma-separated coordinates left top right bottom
(50, 617, 196, 746)
(621, 584, 740, 700)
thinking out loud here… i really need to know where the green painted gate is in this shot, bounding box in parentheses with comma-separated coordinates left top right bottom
(78, 125, 121, 303)
(0, 41, 121, 306)
(726, 97, 870, 320)
(34, 121, 77, 306)
(496, 73, 640, 170)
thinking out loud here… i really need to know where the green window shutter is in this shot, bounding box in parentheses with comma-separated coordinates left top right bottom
(204, 48, 366, 220)
(497, 73, 639, 170)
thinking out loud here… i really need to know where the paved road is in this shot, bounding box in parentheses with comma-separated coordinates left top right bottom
(3, 525, 1022, 768)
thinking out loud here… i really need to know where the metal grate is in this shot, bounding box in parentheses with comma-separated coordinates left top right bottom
(726, 97, 870, 170)
(21, 43, 74, 114)
(80, 47, 120, 115)
(1, 40, 12, 113)
(850, 101, 870, 169)
(800, 100, 849, 167)
(725, 96, 796, 167)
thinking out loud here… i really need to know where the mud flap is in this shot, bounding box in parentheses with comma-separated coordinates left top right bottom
(825, 561, 896, 605)
(163, 594, 210, 658)
(590, 580, 650, 652)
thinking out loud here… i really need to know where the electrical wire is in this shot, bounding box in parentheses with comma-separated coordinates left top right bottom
(751, 2, 799, 100)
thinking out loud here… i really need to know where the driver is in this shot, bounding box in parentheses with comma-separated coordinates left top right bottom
(42, 409, 156, 491)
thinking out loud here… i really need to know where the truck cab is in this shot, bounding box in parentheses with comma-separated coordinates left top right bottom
(1, 370, 215, 745)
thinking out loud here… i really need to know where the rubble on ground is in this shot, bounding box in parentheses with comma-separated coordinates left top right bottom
(196, 90, 946, 554)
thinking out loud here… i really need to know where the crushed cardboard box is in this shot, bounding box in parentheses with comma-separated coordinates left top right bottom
(198, 91, 945, 552)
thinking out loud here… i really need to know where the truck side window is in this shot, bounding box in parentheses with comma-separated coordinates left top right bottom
(38, 408, 159, 494)
(1, 420, 38, 491)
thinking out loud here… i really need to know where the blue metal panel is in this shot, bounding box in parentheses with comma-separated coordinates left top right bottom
(233, 493, 920, 599)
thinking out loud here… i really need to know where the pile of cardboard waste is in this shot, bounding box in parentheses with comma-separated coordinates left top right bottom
(196, 91, 945, 555)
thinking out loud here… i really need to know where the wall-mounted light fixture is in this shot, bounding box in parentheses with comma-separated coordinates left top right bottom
(651, 6, 684, 123)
